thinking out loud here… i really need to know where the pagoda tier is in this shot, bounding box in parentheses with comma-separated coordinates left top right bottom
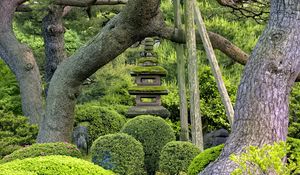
(127, 37, 170, 118)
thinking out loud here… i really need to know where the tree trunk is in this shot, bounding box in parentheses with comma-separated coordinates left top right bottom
(42, 5, 67, 95)
(0, 0, 43, 124)
(174, 0, 189, 141)
(37, 0, 167, 142)
(185, 0, 203, 150)
(200, 0, 300, 174)
(194, 4, 234, 126)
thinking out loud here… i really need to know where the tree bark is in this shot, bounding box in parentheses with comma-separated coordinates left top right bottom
(194, 4, 234, 126)
(200, 0, 300, 174)
(42, 5, 67, 95)
(37, 0, 167, 142)
(185, 0, 203, 150)
(0, 0, 43, 124)
(174, 0, 189, 141)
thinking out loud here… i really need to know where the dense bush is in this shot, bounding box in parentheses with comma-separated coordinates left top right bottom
(159, 141, 200, 175)
(0, 169, 35, 175)
(230, 142, 300, 175)
(75, 103, 126, 145)
(1, 142, 82, 163)
(0, 155, 115, 175)
(188, 144, 224, 175)
(91, 133, 145, 175)
(0, 111, 38, 159)
(121, 115, 176, 175)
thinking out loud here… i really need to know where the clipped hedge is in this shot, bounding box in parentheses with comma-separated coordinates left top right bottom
(75, 104, 126, 145)
(91, 133, 145, 175)
(1, 142, 81, 163)
(188, 144, 224, 175)
(0, 155, 115, 175)
(121, 115, 175, 175)
(0, 111, 38, 159)
(159, 141, 201, 175)
(0, 169, 35, 175)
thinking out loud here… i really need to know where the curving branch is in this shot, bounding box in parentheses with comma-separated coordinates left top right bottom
(158, 26, 300, 82)
(54, 0, 128, 7)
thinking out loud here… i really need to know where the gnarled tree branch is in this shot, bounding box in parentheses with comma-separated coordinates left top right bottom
(54, 0, 128, 7)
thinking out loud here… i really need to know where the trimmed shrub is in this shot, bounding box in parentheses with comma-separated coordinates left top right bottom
(159, 141, 201, 175)
(1, 142, 82, 163)
(0, 169, 35, 175)
(0, 155, 115, 175)
(75, 104, 126, 145)
(0, 111, 38, 159)
(121, 115, 176, 174)
(91, 133, 145, 175)
(188, 144, 224, 175)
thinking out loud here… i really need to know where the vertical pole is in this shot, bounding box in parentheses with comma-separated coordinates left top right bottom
(185, 0, 203, 151)
(194, 3, 234, 126)
(174, 0, 189, 141)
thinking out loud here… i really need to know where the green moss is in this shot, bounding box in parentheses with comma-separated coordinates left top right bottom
(188, 144, 224, 175)
(0, 155, 115, 175)
(159, 141, 201, 175)
(128, 86, 168, 95)
(1, 142, 82, 163)
(121, 115, 175, 174)
(130, 66, 167, 76)
(91, 133, 145, 175)
(137, 57, 158, 64)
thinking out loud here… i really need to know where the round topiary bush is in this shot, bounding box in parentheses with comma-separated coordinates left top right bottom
(75, 104, 126, 145)
(188, 144, 224, 175)
(159, 141, 201, 175)
(0, 155, 115, 175)
(1, 142, 82, 163)
(91, 133, 145, 175)
(120, 115, 176, 175)
(0, 169, 35, 175)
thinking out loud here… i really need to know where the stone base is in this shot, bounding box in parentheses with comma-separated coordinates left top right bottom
(126, 106, 170, 118)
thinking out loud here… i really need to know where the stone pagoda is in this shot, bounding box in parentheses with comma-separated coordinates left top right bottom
(127, 38, 170, 118)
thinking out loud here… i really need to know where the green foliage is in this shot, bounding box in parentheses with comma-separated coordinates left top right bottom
(0, 169, 35, 175)
(198, 66, 237, 132)
(91, 133, 145, 175)
(0, 155, 115, 175)
(288, 84, 300, 139)
(0, 111, 38, 159)
(159, 141, 200, 175)
(77, 63, 134, 106)
(75, 103, 126, 145)
(0, 60, 22, 115)
(121, 115, 176, 174)
(1, 142, 82, 163)
(230, 142, 293, 175)
(188, 144, 224, 175)
(287, 137, 300, 173)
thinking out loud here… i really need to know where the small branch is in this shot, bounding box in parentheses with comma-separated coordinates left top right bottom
(16, 4, 32, 12)
(54, 0, 128, 7)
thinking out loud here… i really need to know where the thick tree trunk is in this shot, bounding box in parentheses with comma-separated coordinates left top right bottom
(185, 0, 203, 150)
(200, 0, 300, 174)
(174, 0, 189, 141)
(37, 0, 167, 142)
(0, 0, 43, 124)
(42, 5, 66, 94)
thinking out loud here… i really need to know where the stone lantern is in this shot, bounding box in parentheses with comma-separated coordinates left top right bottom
(127, 38, 170, 118)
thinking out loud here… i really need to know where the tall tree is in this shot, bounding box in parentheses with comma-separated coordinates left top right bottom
(200, 0, 300, 174)
(185, 0, 203, 150)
